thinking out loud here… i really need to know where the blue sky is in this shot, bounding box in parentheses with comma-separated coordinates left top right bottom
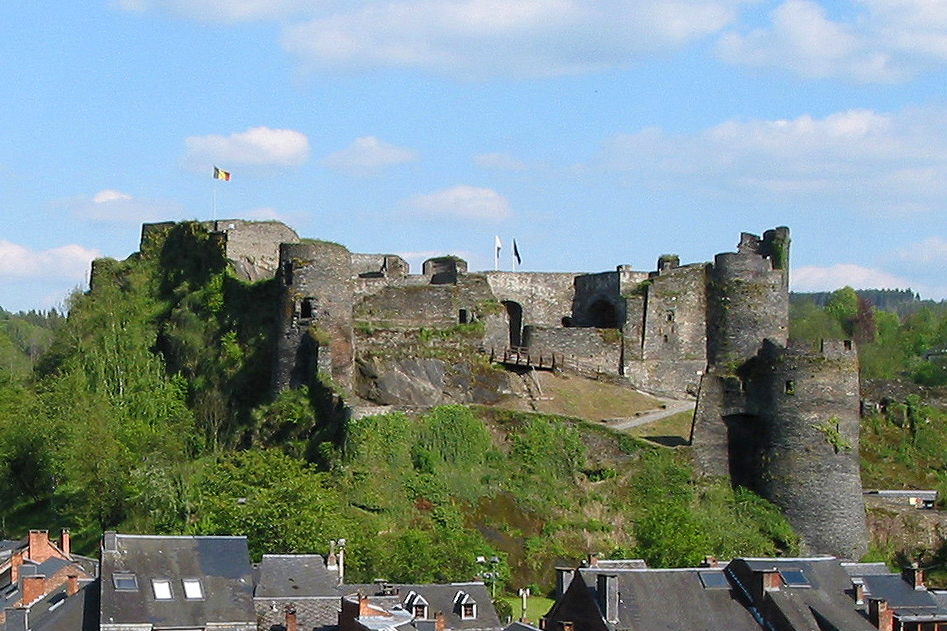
(2, 0, 947, 312)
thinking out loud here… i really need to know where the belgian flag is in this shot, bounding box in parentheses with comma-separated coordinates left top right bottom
(213, 166, 231, 181)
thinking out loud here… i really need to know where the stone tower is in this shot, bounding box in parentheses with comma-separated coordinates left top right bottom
(692, 227, 868, 559)
(273, 241, 355, 392)
(745, 339, 868, 559)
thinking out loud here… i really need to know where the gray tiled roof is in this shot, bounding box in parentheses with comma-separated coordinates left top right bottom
(345, 582, 502, 631)
(256, 555, 343, 598)
(99, 534, 255, 629)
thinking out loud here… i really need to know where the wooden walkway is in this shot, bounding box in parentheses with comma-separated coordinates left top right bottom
(488, 346, 563, 371)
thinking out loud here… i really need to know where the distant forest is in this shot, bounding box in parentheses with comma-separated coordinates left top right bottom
(791, 288, 931, 315)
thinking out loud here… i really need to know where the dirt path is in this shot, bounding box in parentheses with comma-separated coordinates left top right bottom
(605, 399, 696, 430)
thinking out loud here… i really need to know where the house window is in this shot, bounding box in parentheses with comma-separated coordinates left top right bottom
(698, 571, 729, 589)
(182, 579, 203, 600)
(462, 603, 477, 619)
(779, 569, 810, 587)
(113, 574, 138, 591)
(152, 579, 173, 600)
(413, 604, 428, 619)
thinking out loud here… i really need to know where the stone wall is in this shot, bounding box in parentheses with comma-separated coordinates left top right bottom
(572, 271, 624, 327)
(524, 326, 622, 375)
(746, 339, 868, 559)
(640, 264, 707, 362)
(274, 241, 355, 390)
(485, 272, 577, 328)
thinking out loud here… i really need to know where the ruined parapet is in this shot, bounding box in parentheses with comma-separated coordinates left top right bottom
(423, 256, 467, 285)
(747, 339, 868, 559)
(351, 253, 409, 279)
(707, 227, 790, 366)
(274, 241, 354, 392)
(140, 219, 299, 281)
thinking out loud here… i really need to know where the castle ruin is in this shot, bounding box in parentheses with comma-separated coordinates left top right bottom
(135, 220, 868, 559)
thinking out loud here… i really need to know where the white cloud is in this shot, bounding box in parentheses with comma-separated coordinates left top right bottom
(0, 241, 99, 282)
(404, 185, 512, 221)
(717, 0, 947, 82)
(894, 236, 947, 265)
(281, 0, 746, 79)
(112, 0, 309, 22)
(595, 106, 947, 214)
(791, 264, 913, 293)
(321, 136, 419, 175)
(474, 152, 528, 171)
(182, 126, 311, 174)
(64, 189, 183, 224)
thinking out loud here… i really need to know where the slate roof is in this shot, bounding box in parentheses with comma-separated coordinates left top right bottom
(257, 554, 343, 598)
(28, 578, 99, 631)
(254, 554, 344, 631)
(548, 566, 761, 631)
(726, 557, 877, 631)
(344, 582, 503, 631)
(99, 533, 255, 630)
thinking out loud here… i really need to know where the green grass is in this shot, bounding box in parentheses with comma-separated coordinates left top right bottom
(499, 595, 555, 624)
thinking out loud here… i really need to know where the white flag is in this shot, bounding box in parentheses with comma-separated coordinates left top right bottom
(494, 235, 502, 270)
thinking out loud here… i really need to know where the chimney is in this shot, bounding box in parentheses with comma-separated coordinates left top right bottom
(596, 574, 618, 623)
(761, 569, 781, 593)
(103, 531, 118, 553)
(60, 529, 71, 557)
(587, 553, 599, 568)
(358, 594, 373, 617)
(10, 551, 22, 584)
(21, 575, 46, 606)
(869, 598, 893, 631)
(701, 556, 719, 568)
(902, 563, 925, 590)
(27, 530, 49, 563)
(852, 579, 865, 605)
(67, 574, 79, 597)
(327, 543, 338, 571)
(5, 608, 27, 631)
(435, 611, 446, 631)
(285, 605, 298, 631)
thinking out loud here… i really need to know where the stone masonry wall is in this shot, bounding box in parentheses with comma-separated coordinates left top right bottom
(486, 272, 577, 328)
(746, 339, 868, 559)
(524, 326, 622, 375)
(640, 264, 707, 362)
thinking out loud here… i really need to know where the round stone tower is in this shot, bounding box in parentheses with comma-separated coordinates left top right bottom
(274, 240, 354, 392)
(707, 228, 790, 366)
(748, 339, 868, 559)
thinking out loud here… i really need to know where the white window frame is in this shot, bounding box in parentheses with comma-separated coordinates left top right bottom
(152, 579, 173, 600)
(182, 579, 204, 600)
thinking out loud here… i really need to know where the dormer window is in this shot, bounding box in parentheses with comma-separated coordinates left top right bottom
(112, 574, 138, 591)
(404, 591, 429, 620)
(454, 591, 477, 620)
(182, 579, 204, 600)
(152, 579, 173, 600)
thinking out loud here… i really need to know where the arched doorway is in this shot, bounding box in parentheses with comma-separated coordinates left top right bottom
(502, 300, 524, 348)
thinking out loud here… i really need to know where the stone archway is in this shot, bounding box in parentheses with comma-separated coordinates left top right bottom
(502, 300, 524, 347)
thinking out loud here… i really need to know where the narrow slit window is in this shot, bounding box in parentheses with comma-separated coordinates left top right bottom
(785, 380, 795, 395)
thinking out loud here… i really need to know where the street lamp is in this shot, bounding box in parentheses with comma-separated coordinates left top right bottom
(476, 555, 500, 598)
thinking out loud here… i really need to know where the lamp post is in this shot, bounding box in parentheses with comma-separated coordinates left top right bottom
(476, 555, 500, 598)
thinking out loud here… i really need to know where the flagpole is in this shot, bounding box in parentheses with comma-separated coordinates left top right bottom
(213, 183, 217, 222)
(511, 236, 515, 272)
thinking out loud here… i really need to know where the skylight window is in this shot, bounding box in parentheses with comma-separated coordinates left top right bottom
(182, 579, 203, 600)
(113, 574, 139, 591)
(779, 569, 810, 587)
(152, 579, 173, 600)
(698, 571, 729, 589)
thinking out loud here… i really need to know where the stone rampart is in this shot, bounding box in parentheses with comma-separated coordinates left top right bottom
(523, 326, 622, 375)
(485, 272, 576, 328)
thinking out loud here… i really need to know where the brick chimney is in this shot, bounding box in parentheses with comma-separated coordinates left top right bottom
(358, 595, 374, 617)
(67, 574, 79, 597)
(852, 579, 865, 605)
(285, 605, 298, 631)
(60, 529, 71, 557)
(10, 551, 22, 584)
(587, 553, 599, 568)
(869, 598, 893, 631)
(28, 530, 50, 563)
(435, 611, 446, 631)
(21, 575, 46, 606)
(761, 569, 781, 592)
(701, 556, 719, 568)
(902, 563, 925, 590)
